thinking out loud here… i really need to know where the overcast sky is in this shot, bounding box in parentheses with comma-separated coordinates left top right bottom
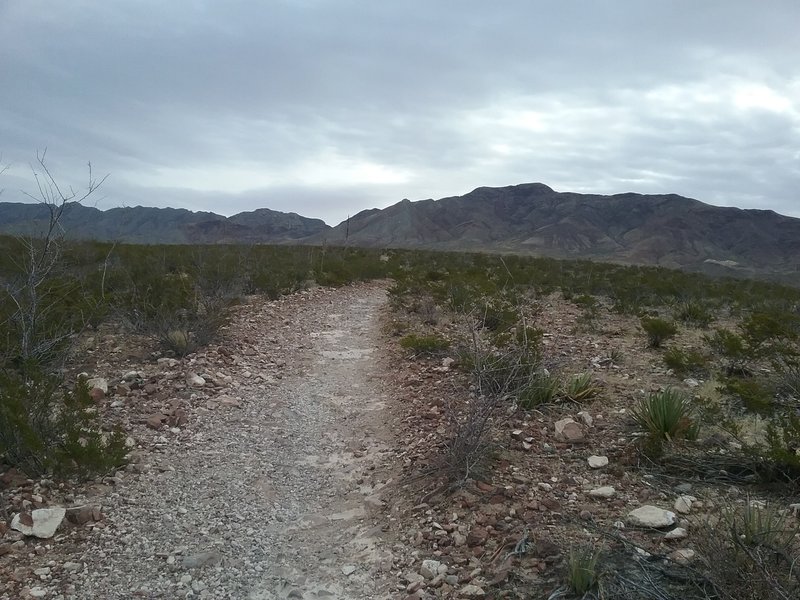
(1, 1, 799, 225)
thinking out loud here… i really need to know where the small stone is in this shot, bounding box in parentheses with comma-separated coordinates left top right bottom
(577, 411, 594, 427)
(674, 483, 693, 494)
(554, 418, 584, 442)
(627, 505, 677, 529)
(587, 455, 608, 469)
(181, 550, 222, 569)
(11, 507, 66, 539)
(589, 486, 615, 499)
(674, 495, 694, 514)
(669, 548, 696, 564)
(341, 565, 356, 576)
(459, 584, 486, 597)
(683, 378, 700, 388)
(146, 413, 166, 430)
(664, 527, 688, 540)
(29, 588, 49, 598)
(186, 373, 206, 388)
(419, 559, 441, 579)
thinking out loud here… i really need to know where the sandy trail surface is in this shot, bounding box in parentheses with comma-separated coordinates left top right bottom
(71, 283, 401, 599)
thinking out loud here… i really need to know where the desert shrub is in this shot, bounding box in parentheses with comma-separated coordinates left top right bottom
(721, 376, 776, 414)
(631, 388, 699, 442)
(399, 333, 450, 356)
(672, 299, 715, 328)
(562, 372, 600, 402)
(663, 346, 708, 375)
(0, 371, 127, 478)
(761, 413, 800, 482)
(704, 328, 751, 375)
(696, 501, 799, 600)
(640, 316, 678, 348)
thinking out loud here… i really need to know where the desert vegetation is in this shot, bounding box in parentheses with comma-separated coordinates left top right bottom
(2, 178, 800, 597)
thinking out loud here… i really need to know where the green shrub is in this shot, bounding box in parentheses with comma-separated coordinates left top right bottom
(631, 388, 699, 441)
(399, 333, 450, 356)
(704, 328, 751, 375)
(672, 300, 715, 328)
(663, 346, 708, 375)
(0, 371, 128, 478)
(721, 376, 776, 414)
(762, 413, 800, 481)
(640, 317, 678, 348)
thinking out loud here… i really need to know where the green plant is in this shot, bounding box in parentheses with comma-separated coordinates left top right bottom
(566, 545, 601, 596)
(562, 373, 600, 402)
(640, 317, 678, 348)
(721, 376, 776, 414)
(399, 333, 450, 356)
(0, 371, 127, 478)
(663, 346, 708, 375)
(704, 328, 751, 375)
(518, 370, 562, 408)
(672, 299, 715, 328)
(631, 388, 699, 441)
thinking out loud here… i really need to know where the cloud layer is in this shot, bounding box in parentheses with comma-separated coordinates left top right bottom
(2, 0, 799, 224)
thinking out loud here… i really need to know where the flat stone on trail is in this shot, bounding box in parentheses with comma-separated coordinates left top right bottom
(589, 486, 615, 498)
(11, 507, 66, 538)
(86, 377, 108, 394)
(587, 455, 608, 468)
(341, 565, 357, 576)
(665, 527, 688, 540)
(181, 550, 222, 569)
(554, 418, 584, 442)
(627, 505, 677, 528)
(186, 373, 206, 387)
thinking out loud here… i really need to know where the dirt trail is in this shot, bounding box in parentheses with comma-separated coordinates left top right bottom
(72, 284, 402, 599)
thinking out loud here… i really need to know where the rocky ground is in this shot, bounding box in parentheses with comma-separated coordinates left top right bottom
(2, 283, 799, 599)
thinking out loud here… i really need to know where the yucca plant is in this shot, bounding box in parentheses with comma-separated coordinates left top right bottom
(566, 545, 601, 596)
(562, 373, 600, 402)
(631, 388, 699, 441)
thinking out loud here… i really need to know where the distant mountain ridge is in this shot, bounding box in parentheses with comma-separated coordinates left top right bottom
(1, 183, 798, 283)
(0, 202, 329, 244)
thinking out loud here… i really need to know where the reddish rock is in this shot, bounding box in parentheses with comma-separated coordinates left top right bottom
(466, 526, 488, 547)
(89, 387, 105, 402)
(146, 414, 166, 430)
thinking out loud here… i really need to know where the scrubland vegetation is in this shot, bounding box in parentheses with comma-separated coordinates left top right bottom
(2, 209, 799, 596)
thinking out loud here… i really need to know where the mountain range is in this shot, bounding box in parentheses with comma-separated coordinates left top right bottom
(1, 183, 798, 283)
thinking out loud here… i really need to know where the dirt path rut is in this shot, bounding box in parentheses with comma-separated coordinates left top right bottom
(73, 284, 401, 599)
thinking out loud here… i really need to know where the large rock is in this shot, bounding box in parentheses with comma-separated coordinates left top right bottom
(554, 418, 584, 442)
(11, 507, 66, 538)
(627, 505, 676, 528)
(587, 455, 608, 469)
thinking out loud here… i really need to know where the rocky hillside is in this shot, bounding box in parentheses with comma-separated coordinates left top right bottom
(0, 202, 330, 244)
(312, 183, 800, 282)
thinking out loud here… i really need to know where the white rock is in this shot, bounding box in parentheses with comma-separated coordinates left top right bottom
(122, 371, 142, 381)
(674, 495, 694, 514)
(627, 505, 676, 528)
(341, 565, 356, 576)
(589, 486, 616, 498)
(577, 411, 594, 427)
(29, 588, 48, 598)
(186, 373, 206, 388)
(664, 527, 688, 540)
(587, 455, 608, 469)
(11, 507, 66, 539)
(459, 584, 486, 597)
(419, 559, 441, 579)
(683, 378, 700, 387)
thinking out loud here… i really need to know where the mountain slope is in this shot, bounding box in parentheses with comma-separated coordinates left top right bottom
(311, 183, 800, 281)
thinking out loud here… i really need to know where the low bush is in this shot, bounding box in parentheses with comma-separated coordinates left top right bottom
(663, 346, 708, 375)
(640, 317, 678, 348)
(399, 333, 450, 356)
(0, 371, 128, 478)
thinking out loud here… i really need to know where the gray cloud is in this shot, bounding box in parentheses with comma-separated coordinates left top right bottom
(1, 0, 798, 224)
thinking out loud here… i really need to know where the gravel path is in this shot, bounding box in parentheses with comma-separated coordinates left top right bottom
(72, 284, 401, 599)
